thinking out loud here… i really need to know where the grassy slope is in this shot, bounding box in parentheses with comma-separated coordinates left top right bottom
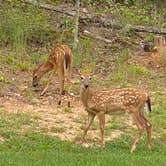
(0, 133, 165, 166)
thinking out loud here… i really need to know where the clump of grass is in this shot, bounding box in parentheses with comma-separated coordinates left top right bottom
(14, 63, 35, 71)
(25, 89, 34, 102)
(128, 64, 150, 79)
(63, 107, 73, 113)
(0, 109, 32, 139)
(0, 76, 5, 82)
(50, 126, 66, 133)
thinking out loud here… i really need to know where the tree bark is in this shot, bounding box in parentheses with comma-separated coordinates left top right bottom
(23, 0, 166, 35)
(73, 0, 80, 50)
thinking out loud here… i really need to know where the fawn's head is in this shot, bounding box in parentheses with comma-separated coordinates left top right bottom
(154, 36, 165, 47)
(32, 63, 43, 87)
(76, 69, 96, 90)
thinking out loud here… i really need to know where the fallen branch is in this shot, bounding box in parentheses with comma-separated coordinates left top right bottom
(82, 30, 140, 48)
(23, 0, 166, 35)
(82, 30, 113, 44)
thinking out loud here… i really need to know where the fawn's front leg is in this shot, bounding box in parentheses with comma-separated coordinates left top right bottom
(82, 112, 95, 143)
(41, 68, 56, 96)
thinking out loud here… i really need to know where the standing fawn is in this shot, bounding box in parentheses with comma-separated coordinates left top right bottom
(32, 44, 73, 96)
(77, 70, 152, 153)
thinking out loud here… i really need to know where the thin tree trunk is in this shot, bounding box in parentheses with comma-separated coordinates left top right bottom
(73, 0, 80, 50)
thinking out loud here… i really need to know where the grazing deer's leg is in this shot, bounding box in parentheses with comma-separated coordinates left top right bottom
(67, 63, 72, 84)
(41, 67, 56, 96)
(98, 113, 105, 147)
(57, 67, 65, 95)
(82, 112, 95, 143)
(130, 113, 145, 153)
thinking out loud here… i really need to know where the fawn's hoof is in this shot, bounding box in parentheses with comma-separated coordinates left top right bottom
(61, 91, 65, 95)
(58, 100, 61, 105)
(40, 92, 46, 96)
(130, 145, 136, 153)
(67, 101, 71, 107)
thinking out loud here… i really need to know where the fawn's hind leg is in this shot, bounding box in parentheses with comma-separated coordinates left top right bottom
(140, 113, 152, 150)
(57, 67, 65, 95)
(130, 112, 145, 153)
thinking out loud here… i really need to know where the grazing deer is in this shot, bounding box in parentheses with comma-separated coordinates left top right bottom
(77, 70, 152, 153)
(32, 44, 73, 96)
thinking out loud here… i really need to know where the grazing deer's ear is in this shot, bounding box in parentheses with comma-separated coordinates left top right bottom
(37, 62, 43, 67)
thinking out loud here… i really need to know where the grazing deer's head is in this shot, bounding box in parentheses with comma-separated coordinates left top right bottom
(32, 63, 43, 87)
(154, 36, 165, 47)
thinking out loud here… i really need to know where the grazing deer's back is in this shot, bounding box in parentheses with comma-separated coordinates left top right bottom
(48, 44, 72, 66)
(87, 88, 148, 112)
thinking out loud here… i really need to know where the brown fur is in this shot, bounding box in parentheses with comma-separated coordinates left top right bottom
(78, 72, 152, 153)
(141, 36, 166, 65)
(32, 44, 73, 95)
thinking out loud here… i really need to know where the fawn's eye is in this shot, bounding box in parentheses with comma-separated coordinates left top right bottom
(89, 76, 92, 80)
(81, 76, 84, 80)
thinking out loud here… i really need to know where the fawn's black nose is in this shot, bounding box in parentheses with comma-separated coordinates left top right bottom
(85, 85, 89, 89)
(32, 82, 38, 87)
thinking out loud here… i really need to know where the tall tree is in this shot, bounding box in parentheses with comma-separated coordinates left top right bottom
(73, 0, 80, 50)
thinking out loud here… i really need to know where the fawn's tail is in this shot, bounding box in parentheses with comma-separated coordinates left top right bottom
(64, 53, 72, 71)
(146, 96, 152, 113)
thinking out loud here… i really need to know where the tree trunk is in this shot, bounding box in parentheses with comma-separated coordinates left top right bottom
(73, 0, 80, 50)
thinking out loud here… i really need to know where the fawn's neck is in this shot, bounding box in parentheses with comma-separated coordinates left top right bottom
(37, 61, 53, 80)
(80, 87, 93, 108)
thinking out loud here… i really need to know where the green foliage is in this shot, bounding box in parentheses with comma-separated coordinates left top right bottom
(112, 2, 166, 28)
(128, 64, 149, 78)
(0, 3, 56, 49)
(0, 76, 5, 82)
(144, 34, 155, 42)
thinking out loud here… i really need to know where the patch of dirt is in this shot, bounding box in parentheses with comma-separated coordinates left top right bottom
(129, 52, 166, 73)
(0, 136, 5, 142)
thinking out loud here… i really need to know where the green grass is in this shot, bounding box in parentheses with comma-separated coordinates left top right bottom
(0, 108, 166, 166)
(0, 132, 165, 166)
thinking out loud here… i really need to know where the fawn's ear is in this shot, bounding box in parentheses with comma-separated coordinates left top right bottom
(37, 62, 43, 67)
(75, 68, 81, 76)
(90, 69, 98, 77)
